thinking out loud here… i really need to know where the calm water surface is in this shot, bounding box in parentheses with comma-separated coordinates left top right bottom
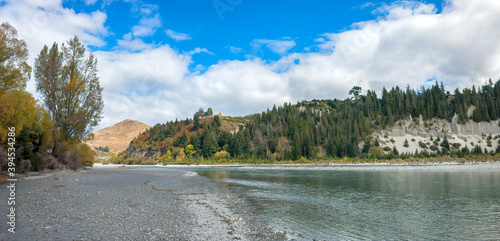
(196, 168, 500, 240)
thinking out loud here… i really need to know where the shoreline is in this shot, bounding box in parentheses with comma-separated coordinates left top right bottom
(93, 160, 500, 171)
(0, 167, 285, 240)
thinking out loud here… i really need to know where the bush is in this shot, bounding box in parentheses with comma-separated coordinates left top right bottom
(430, 145, 439, 151)
(44, 154, 60, 169)
(214, 150, 230, 160)
(299, 156, 307, 163)
(0, 146, 6, 168)
(74, 143, 95, 167)
(418, 141, 427, 149)
(383, 146, 391, 151)
(19, 159, 32, 174)
(369, 147, 384, 159)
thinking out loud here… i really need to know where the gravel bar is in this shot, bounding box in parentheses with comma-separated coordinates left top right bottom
(0, 167, 285, 240)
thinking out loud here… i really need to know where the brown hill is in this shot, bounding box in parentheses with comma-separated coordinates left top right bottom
(85, 119, 151, 154)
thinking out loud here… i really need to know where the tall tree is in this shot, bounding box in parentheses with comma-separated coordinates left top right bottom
(0, 22, 35, 141)
(0, 22, 31, 92)
(34, 36, 104, 141)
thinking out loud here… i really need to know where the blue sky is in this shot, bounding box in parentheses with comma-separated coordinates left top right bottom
(62, 0, 445, 68)
(1, 0, 500, 130)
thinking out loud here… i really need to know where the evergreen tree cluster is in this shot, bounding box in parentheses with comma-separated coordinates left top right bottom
(95, 146, 109, 152)
(125, 80, 500, 162)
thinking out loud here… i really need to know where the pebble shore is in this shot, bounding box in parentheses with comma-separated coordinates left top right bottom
(0, 168, 285, 241)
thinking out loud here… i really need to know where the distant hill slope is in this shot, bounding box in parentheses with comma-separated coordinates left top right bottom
(85, 119, 151, 154)
(120, 80, 500, 163)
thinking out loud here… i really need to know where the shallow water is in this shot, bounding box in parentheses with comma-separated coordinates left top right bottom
(196, 168, 500, 240)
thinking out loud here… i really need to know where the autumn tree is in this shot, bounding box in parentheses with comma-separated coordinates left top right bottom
(0, 22, 31, 92)
(0, 22, 33, 141)
(34, 36, 104, 141)
(185, 144, 194, 157)
(0, 23, 55, 170)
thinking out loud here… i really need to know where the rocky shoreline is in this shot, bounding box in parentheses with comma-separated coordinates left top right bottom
(0, 168, 285, 241)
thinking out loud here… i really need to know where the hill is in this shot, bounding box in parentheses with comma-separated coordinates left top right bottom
(85, 119, 151, 154)
(117, 80, 500, 164)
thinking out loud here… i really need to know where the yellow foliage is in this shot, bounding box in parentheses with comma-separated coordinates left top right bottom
(156, 150, 172, 162)
(74, 142, 94, 167)
(0, 90, 37, 142)
(177, 149, 185, 160)
(214, 150, 230, 159)
(185, 144, 194, 157)
(299, 156, 307, 163)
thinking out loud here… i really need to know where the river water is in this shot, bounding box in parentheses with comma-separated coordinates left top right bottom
(195, 167, 500, 240)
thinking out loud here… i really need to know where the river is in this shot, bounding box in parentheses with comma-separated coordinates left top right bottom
(194, 167, 500, 240)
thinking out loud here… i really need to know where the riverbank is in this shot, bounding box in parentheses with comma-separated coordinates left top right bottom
(95, 160, 500, 171)
(0, 168, 285, 240)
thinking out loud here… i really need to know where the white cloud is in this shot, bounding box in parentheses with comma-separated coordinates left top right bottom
(131, 3, 161, 37)
(165, 29, 192, 41)
(116, 38, 152, 51)
(187, 47, 213, 55)
(229, 46, 242, 54)
(359, 2, 376, 9)
(251, 39, 296, 55)
(84, 0, 98, 6)
(132, 13, 161, 37)
(189, 59, 291, 116)
(94, 44, 191, 128)
(3, 0, 500, 131)
(0, 0, 107, 102)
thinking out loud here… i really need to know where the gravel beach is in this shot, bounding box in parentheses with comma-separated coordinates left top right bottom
(0, 167, 285, 241)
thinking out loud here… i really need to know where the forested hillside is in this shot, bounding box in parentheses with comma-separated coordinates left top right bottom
(118, 80, 500, 164)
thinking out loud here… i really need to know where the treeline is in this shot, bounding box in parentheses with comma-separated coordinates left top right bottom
(95, 146, 109, 152)
(119, 79, 500, 164)
(0, 22, 103, 172)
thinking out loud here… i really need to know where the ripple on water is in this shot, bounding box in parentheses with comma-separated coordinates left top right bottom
(201, 169, 500, 240)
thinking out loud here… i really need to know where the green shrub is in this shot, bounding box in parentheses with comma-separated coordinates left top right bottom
(418, 141, 427, 149)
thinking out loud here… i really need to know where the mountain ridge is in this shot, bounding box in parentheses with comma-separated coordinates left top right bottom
(85, 119, 151, 154)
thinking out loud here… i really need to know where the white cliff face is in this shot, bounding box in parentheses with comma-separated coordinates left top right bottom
(372, 115, 500, 155)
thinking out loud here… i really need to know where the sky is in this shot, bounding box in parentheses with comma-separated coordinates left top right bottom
(1, 0, 500, 131)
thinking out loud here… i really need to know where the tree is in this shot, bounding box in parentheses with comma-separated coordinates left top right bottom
(203, 130, 218, 158)
(0, 22, 31, 92)
(177, 149, 185, 160)
(214, 150, 230, 160)
(34, 36, 103, 141)
(206, 107, 213, 116)
(349, 86, 362, 100)
(185, 144, 194, 157)
(392, 146, 399, 156)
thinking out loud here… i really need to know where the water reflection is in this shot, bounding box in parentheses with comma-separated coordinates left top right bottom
(197, 169, 500, 240)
